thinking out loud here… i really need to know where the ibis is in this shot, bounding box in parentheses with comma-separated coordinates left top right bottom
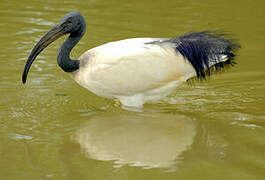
(22, 12, 240, 108)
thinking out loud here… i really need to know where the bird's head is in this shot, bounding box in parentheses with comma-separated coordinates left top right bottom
(22, 11, 86, 84)
(57, 12, 86, 34)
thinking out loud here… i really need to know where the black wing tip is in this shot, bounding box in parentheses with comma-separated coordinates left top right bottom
(175, 31, 241, 80)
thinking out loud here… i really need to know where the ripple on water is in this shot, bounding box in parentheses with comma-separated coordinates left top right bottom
(8, 133, 33, 141)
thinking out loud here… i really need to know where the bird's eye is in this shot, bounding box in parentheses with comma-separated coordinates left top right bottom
(66, 20, 72, 25)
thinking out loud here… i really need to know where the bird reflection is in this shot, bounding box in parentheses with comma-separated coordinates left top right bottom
(72, 111, 196, 170)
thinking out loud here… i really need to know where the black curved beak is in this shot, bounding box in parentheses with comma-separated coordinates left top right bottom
(22, 25, 64, 84)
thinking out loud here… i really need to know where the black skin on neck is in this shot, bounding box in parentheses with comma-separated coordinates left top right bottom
(57, 13, 86, 72)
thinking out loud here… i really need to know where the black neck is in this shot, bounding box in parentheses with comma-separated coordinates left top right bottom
(57, 26, 85, 72)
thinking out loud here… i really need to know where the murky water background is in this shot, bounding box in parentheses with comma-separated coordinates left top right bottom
(0, 0, 264, 179)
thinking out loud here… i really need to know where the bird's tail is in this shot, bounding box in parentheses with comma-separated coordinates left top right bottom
(173, 31, 240, 79)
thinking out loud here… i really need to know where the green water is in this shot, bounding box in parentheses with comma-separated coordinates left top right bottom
(0, 0, 265, 179)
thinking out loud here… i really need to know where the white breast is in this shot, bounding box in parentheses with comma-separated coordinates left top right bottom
(72, 38, 196, 108)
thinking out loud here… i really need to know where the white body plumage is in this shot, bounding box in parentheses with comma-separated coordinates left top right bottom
(72, 38, 198, 108)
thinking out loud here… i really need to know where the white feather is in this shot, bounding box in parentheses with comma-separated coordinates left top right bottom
(72, 38, 196, 107)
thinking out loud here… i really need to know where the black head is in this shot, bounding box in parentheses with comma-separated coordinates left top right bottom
(58, 11, 86, 35)
(22, 12, 86, 83)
